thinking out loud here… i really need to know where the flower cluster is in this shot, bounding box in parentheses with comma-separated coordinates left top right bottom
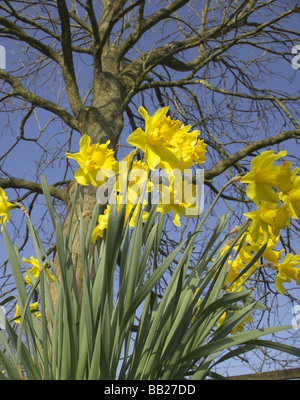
(220, 228, 300, 295)
(241, 150, 300, 241)
(192, 150, 300, 334)
(215, 150, 300, 307)
(211, 224, 300, 334)
(13, 257, 55, 325)
(0, 188, 55, 326)
(66, 107, 207, 240)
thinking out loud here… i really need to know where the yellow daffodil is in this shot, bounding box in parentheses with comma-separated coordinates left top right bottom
(14, 302, 41, 324)
(126, 107, 181, 170)
(217, 310, 253, 334)
(226, 256, 244, 285)
(157, 134, 207, 172)
(191, 139, 207, 165)
(240, 150, 296, 205)
(126, 107, 205, 171)
(66, 134, 118, 186)
(221, 252, 256, 293)
(23, 256, 55, 286)
(116, 153, 151, 204)
(280, 175, 300, 219)
(92, 194, 148, 242)
(157, 173, 200, 227)
(92, 207, 110, 242)
(271, 253, 300, 294)
(242, 229, 284, 264)
(244, 201, 291, 242)
(0, 188, 16, 232)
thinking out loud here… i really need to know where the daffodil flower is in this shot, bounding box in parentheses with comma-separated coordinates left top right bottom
(240, 150, 297, 205)
(66, 134, 118, 186)
(14, 302, 41, 324)
(271, 253, 300, 294)
(0, 188, 16, 232)
(127, 107, 205, 171)
(157, 173, 200, 227)
(23, 256, 55, 286)
(126, 107, 181, 170)
(191, 139, 207, 165)
(92, 207, 110, 242)
(92, 193, 148, 242)
(242, 229, 284, 264)
(280, 175, 300, 219)
(244, 201, 291, 242)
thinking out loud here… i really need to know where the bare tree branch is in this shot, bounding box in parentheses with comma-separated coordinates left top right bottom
(0, 70, 80, 131)
(227, 367, 300, 380)
(0, 178, 69, 203)
(204, 128, 300, 181)
(57, 0, 84, 115)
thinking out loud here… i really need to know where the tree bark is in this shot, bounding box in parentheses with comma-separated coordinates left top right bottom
(49, 71, 126, 310)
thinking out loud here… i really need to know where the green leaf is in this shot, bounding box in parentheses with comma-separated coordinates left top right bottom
(2, 228, 27, 308)
(180, 325, 293, 364)
(41, 174, 56, 228)
(120, 233, 189, 333)
(246, 339, 300, 358)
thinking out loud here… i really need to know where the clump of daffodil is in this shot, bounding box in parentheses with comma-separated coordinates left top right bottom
(236, 149, 300, 296)
(0, 188, 16, 232)
(23, 256, 55, 286)
(240, 150, 300, 242)
(126, 107, 206, 171)
(66, 134, 118, 187)
(14, 302, 41, 324)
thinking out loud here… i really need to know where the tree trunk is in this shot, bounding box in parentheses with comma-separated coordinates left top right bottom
(49, 70, 125, 310)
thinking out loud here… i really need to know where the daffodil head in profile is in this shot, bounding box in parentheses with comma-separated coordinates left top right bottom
(0, 188, 16, 232)
(92, 193, 149, 242)
(244, 201, 291, 242)
(14, 302, 41, 324)
(157, 171, 200, 227)
(23, 256, 55, 286)
(92, 206, 110, 242)
(279, 175, 300, 219)
(240, 150, 298, 205)
(271, 253, 300, 294)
